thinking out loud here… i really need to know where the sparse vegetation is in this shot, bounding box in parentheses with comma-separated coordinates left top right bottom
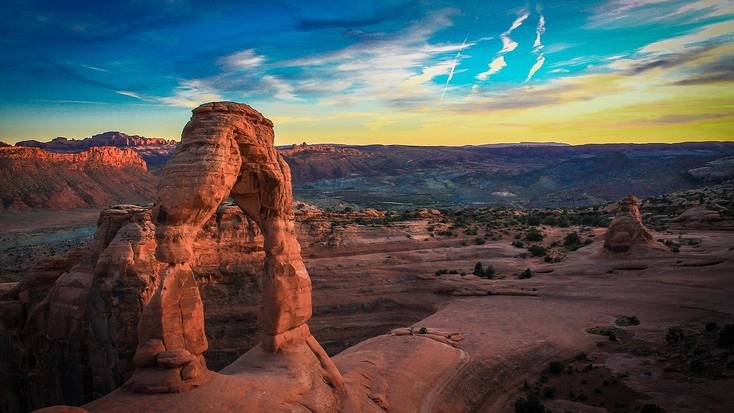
(615, 315, 640, 326)
(528, 245, 547, 257)
(473, 262, 495, 279)
(518, 268, 533, 279)
(666, 327, 685, 344)
(563, 231, 581, 249)
(525, 227, 544, 242)
(640, 404, 665, 413)
(546, 361, 565, 375)
(514, 394, 547, 413)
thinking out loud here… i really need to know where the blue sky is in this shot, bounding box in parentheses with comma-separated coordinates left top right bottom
(1, 0, 733, 144)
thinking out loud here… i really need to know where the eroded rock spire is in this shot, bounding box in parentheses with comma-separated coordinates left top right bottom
(603, 195, 660, 253)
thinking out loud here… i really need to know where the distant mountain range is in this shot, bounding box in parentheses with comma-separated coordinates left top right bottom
(14, 131, 177, 167)
(3, 132, 734, 209)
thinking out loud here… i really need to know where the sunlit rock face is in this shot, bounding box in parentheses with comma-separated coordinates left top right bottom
(116, 101, 325, 393)
(0, 146, 155, 210)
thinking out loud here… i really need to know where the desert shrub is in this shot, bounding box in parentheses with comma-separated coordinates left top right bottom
(542, 386, 556, 399)
(575, 352, 589, 361)
(525, 227, 544, 242)
(473, 262, 495, 278)
(705, 322, 719, 332)
(640, 403, 665, 413)
(615, 315, 640, 326)
(512, 239, 525, 248)
(717, 324, 734, 348)
(528, 245, 547, 257)
(519, 268, 533, 279)
(556, 216, 570, 227)
(475, 237, 486, 245)
(435, 269, 449, 276)
(514, 395, 547, 413)
(546, 361, 565, 375)
(564, 231, 581, 247)
(666, 327, 685, 344)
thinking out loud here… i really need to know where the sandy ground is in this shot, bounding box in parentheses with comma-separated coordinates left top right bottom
(0, 209, 98, 282)
(404, 230, 734, 412)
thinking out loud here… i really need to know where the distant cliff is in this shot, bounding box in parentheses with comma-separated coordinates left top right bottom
(0, 146, 156, 210)
(16, 131, 177, 167)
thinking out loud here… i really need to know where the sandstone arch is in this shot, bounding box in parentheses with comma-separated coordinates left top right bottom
(125, 102, 329, 393)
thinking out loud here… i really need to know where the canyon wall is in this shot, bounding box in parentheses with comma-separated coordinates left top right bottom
(0, 146, 155, 210)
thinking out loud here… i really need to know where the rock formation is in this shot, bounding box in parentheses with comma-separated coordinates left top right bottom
(0, 146, 155, 210)
(119, 102, 332, 393)
(603, 195, 662, 253)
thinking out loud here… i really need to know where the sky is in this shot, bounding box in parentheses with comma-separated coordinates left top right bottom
(0, 0, 733, 145)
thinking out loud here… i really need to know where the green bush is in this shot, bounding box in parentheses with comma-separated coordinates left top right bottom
(473, 262, 495, 279)
(514, 395, 547, 413)
(546, 361, 564, 375)
(528, 245, 547, 257)
(475, 237, 486, 245)
(512, 239, 525, 248)
(615, 315, 640, 326)
(666, 327, 685, 344)
(525, 227, 544, 242)
(564, 231, 580, 246)
(519, 268, 533, 279)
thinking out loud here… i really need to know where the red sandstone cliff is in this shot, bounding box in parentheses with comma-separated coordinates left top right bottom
(16, 131, 178, 167)
(0, 146, 156, 210)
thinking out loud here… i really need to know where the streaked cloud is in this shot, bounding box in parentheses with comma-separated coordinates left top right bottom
(218, 49, 265, 70)
(477, 9, 529, 81)
(527, 8, 547, 82)
(442, 36, 468, 99)
(589, 0, 734, 27)
(477, 56, 507, 81)
(526, 55, 546, 81)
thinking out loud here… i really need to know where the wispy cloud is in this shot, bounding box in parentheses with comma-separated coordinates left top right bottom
(533, 14, 546, 52)
(476, 10, 529, 81)
(589, 0, 734, 27)
(527, 8, 547, 82)
(114, 90, 145, 100)
(217, 49, 265, 70)
(80, 64, 108, 72)
(477, 56, 507, 81)
(276, 8, 467, 106)
(442, 36, 468, 99)
(159, 79, 223, 108)
(526, 55, 546, 81)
